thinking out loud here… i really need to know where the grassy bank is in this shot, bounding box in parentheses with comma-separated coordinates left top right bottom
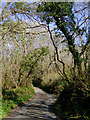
(1, 85, 35, 119)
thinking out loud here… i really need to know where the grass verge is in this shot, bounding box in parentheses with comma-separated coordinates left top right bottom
(1, 85, 35, 119)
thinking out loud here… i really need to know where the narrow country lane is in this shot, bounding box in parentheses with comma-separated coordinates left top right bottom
(3, 87, 60, 120)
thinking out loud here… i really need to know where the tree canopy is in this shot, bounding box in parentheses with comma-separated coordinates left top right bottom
(37, 2, 90, 77)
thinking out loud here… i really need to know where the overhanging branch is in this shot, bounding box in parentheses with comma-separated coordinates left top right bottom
(47, 24, 70, 84)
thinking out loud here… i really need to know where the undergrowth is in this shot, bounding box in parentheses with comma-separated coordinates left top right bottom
(1, 85, 35, 119)
(55, 84, 90, 120)
(31, 71, 90, 120)
(32, 72, 65, 94)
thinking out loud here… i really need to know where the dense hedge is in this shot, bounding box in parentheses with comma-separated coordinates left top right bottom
(55, 84, 90, 120)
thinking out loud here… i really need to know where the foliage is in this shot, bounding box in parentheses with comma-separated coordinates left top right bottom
(2, 86, 35, 118)
(1, 1, 50, 89)
(37, 2, 89, 80)
(55, 84, 90, 120)
(18, 46, 49, 87)
(37, 6, 90, 120)
(2, 45, 49, 89)
(32, 72, 66, 94)
(40, 79, 65, 94)
(1, 2, 90, 120)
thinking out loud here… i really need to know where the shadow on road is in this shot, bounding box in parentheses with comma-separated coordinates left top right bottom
(2, 87, 60, 120)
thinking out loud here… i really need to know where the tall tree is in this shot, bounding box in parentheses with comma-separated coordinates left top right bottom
(0, 2, 51, 89)
(37, 2, 90, 79)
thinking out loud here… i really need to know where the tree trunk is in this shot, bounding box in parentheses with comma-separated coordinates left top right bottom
(54, 17, 82, 75)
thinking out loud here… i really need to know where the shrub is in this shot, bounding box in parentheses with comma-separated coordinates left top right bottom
(55, 84, 90, 120)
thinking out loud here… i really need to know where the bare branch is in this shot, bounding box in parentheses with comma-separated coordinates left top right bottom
(80, 40, 90, 56)
(79, 17, 89, 27)
(47, 24, 70, 84)
(1, 2, 11, 19)
(73, 7, 87, 13)
(23, 24, 47, 29)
